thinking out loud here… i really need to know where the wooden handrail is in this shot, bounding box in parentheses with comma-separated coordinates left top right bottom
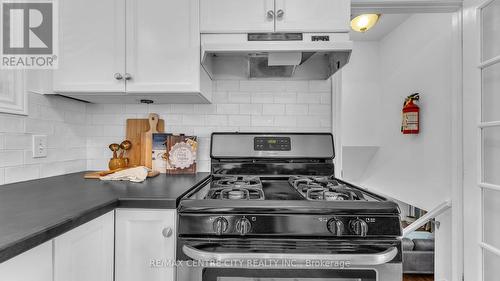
(403, 200, 452, 237)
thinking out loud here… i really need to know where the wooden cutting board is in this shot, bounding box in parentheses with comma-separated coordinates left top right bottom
(84, 169, 160, 179)
(126, 115, 164, 167)
(140, 113, 160, 169)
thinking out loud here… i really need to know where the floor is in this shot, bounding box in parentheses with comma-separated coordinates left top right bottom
(403, 274, 434, 281)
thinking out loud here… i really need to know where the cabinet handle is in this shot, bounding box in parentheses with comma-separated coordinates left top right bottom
(124, 73, 132, 80)
(266, 10, 275, 20)
(114, 73, 123, 80)
(276, 9, 284, 19)
(162, 227, 173, 238)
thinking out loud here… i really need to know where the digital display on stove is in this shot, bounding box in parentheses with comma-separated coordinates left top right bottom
(254, 137, 291, 151)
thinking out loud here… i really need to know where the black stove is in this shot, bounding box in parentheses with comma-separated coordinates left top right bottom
(179, 132, 402, 236)
(177, 133, 402, 281)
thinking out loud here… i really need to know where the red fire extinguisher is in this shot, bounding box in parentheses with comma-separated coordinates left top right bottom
(401, 93, 420, 134)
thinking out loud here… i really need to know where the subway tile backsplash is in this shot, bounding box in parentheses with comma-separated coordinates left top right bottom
(86, 80, 332, 172)
(0, 79, 332, 185)
(0, 93, 87, 185)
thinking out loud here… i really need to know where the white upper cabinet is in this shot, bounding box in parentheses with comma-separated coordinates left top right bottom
(200, 0, 350, 33)
(0, 241, 52, 281)
(54, 0, 211, 103)
(54, 211, 114, 281)
(274, 0, 350, 32)
(115, 209, 177, 281)
(126, 0, 200, 94)
(54, 0, 125, 93)
(201, 0, 275, 33)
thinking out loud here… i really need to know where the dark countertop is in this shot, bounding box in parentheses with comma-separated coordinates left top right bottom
(0, 171, 210, 263)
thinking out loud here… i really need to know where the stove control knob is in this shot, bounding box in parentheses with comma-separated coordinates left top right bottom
(349, 219, 368, 237)
(327, 219, 344, 236)
(213, 217, 229, 236)
(235, 217, 252, 236)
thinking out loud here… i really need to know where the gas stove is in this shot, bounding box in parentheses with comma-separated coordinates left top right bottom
(177, 133, 402, 281)
(179, 132, 401, 230)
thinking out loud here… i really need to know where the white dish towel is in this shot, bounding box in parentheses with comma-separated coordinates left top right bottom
(100, 166, 149, 183)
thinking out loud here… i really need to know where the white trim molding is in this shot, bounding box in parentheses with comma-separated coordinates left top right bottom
(331, 72, 343, 179)
(352, 0, 463, 14)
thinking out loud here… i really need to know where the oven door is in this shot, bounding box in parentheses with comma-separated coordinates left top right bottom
(177, 238, 402, 281)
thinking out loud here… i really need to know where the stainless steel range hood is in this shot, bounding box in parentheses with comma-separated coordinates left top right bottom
(201, 33, 352, 80)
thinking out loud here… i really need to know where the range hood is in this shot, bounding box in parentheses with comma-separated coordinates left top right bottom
(201, 33, 352, 80)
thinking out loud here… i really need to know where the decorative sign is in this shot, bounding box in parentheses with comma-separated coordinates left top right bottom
(168, 142, 196, 169)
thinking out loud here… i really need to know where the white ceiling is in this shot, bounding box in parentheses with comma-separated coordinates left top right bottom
(350, 14, 409, 41)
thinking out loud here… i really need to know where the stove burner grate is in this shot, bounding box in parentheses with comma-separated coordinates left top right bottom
(206, 176, 265, 200)
(289, 176, 366, 201)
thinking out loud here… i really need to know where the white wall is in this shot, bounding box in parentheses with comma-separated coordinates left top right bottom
(86, 80, 333, 172)
(341, 13, 456, 281)
(342, 13, 454, 211)
(341, 41, 382, 146)
(0, 93, 87, 185)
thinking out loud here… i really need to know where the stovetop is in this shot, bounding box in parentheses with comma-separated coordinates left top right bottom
(199, 175, 378, 202)
(180, 174, 400, 215)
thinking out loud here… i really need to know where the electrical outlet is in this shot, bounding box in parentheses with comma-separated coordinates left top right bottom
(32, 135, 48, 158)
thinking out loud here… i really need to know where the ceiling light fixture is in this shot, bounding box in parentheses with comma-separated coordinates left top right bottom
(350, 14, 380, 33)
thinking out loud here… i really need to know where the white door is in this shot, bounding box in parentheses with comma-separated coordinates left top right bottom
(125, 0, 200, 94)
(54, 211, 114, 281)
(200, 0, 275, 33)
(53, 0, 126, 93)
(115, 209, 177, 281)
(0, 241, 52, 281)
(464, 0, 500, 280)
(274, 0, 350, 32)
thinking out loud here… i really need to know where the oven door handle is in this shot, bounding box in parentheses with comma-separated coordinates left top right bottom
(182, 245, 398, 266)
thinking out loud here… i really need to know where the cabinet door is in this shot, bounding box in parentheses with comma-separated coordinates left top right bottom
(0, 241, 52, 281)
(54, 211, 114, 281)
(275, 0, 350, 32)
(115, 209, 177, 281)
(200, 0, 275, 33)
(0, 70, 26, 115)
(125, 0, 200, 94)
(53, 0, 125, 93)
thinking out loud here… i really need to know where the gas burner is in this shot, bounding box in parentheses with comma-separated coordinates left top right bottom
(289, 176, 366, 201)
(206, 176, 265, 200)
(212, 176, 262, 189)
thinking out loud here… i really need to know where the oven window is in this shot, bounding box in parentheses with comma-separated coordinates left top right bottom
(203, 269, 376, 281)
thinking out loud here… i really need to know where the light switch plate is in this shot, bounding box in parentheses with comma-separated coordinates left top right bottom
(32, 135, 48, 158)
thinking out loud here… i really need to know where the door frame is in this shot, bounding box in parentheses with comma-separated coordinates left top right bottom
(463, 0, 500, 279)
(332, 2, 464, 280)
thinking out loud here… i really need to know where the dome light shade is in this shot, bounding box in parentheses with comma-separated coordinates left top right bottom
(351, 14, 380, 32)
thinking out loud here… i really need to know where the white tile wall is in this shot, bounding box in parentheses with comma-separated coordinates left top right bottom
(86, 80, 333, 172)
(0, 93, 87, 185)
(0, 79, 333, 185)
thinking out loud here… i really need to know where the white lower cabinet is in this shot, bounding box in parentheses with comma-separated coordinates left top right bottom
(115, 209, 177, 281)
(0, 241, 53, 281)
(54, 211, 115, 281)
